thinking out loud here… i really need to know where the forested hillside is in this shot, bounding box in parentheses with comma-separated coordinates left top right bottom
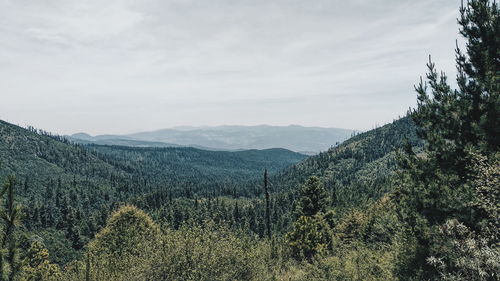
(88, 145, 306, 197)
(0, 119, 305, 263)
(0, 1, 497, 280)
(0, 111, 426, 276)
(272, 116, 422, 208)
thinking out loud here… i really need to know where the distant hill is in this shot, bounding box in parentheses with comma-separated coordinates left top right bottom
(69, 125, 356, 154)
(0, 119, 309, 260)
(68, 136, 183, 148)
(0, 120, 306, 199)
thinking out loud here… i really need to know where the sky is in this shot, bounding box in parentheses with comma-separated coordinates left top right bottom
(0, 0, 462, 135)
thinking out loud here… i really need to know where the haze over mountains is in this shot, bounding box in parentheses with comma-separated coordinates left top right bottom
(70, 125, 356, 154)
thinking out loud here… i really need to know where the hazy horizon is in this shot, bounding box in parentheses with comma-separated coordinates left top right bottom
(68, 123, 356, 138)
(1, 0, 461, 135)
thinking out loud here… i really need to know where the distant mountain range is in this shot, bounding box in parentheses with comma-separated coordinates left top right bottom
(68, 125, 356, 154)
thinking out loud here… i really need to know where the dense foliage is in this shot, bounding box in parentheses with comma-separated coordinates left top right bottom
(0, 0, 497, 280)
(394, 1, 499, 279)
(0, 121, 305, 263)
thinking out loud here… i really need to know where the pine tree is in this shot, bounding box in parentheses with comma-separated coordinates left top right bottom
(295, 176, 329, 217)
(233, 202, 241, 223)
(0, 175, 22, 281)
(412, 0, 499, 180)
(286, 176, 332, 261)
(263, 169, 271, 239)
(397, 0, 499, 278)
(401, 0, 499, 227)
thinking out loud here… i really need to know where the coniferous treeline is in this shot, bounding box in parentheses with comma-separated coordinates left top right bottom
(0, 119, 306, 263)
(0, 0, 497, 280)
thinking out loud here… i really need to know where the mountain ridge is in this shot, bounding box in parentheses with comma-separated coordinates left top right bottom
(69, 125, 356, 154)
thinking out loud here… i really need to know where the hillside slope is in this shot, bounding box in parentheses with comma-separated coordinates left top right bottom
(0, 119, 306, 262)
(0, 116, 420, 264)
(1, 120, 305, 199)
(271, 116, 422, 208)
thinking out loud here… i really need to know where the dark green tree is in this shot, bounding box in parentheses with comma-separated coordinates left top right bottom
(0, 175, 22, 281)
(412, 0, 499, 181)
(264, 169, 271, 239)
(295, 176, 329, 217)
(397, 0, 499, 279)
(399, 0, 499, 226)
(286, 176, 332, 261)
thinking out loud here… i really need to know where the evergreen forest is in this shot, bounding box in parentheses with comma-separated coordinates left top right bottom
(0, 1, 498, 280)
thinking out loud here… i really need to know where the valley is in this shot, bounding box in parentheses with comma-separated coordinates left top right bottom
(0, 1, 497, 280)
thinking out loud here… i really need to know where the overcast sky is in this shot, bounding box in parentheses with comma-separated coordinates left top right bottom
(0, 0, 461, 135)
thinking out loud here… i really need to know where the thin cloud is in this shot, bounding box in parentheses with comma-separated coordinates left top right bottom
(0, 0, 462, 135)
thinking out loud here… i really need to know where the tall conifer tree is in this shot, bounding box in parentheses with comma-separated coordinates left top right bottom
(295, 176, 329, 217)
(398, 0, 499, 278)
